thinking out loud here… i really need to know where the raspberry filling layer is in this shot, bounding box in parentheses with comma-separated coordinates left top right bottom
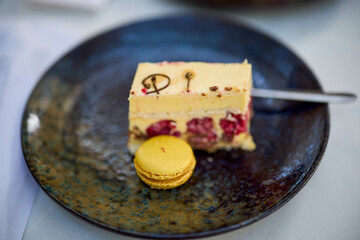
(186, 117, 217, 149)
(143, 110, 249, 146)
(146, 120, 181, 137)
(220, 112, 249, 142)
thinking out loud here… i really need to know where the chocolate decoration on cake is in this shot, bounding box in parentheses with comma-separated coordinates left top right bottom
(209, 86, 218, 91)
(141, 73, 170, 95)
(184, 71, 194, 91)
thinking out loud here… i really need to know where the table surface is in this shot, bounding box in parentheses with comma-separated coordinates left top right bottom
(1, 0, 359, 239)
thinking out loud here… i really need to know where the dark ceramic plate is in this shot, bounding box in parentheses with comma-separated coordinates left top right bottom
(22, 15, 329, 239)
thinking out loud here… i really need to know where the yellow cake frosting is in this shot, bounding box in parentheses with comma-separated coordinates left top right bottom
(129, 61, 252, 114)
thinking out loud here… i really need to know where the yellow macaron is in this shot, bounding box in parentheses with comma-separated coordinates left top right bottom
(134, 135, 196, 189)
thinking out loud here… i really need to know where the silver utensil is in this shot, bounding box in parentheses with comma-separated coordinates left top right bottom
(251, 88, 357, 104)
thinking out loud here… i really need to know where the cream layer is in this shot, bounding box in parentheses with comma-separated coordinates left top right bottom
(129, 108, 245, 119)
(129, 93, 250, 114)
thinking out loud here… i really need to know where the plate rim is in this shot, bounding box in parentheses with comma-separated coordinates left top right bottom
(21, 13, 330, 239)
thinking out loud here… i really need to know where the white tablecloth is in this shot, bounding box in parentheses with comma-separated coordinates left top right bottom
(0, 0, 359, 239)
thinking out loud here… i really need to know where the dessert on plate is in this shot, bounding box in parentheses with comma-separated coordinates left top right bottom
(134, 135, 196, 189)
(127, 61, 256, 154)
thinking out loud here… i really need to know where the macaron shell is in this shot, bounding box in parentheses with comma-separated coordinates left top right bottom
(136, 157, 196, 189)
(134, 135, 194, 176)
(134, 157, 194, 180)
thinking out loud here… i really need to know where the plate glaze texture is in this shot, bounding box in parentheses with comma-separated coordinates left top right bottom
(22, 15, 329, 239)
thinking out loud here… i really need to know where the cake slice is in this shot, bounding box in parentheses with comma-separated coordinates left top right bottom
(127, 61, 256, 154)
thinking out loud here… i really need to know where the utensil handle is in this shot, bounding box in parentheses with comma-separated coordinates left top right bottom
(251, 88, 357, 103)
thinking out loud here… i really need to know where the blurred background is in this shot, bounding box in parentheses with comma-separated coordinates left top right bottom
(0, 0, 359, 240)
